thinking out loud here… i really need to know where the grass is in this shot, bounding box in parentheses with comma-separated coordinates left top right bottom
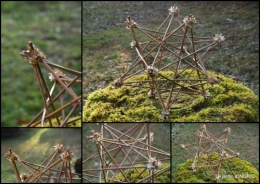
(172, 123, 259, 182)
(82, 1, 259, 105)
(1, 128, 81, 183)
(1, 2, 81, 127)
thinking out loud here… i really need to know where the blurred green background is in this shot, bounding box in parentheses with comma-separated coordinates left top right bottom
(1, 1, 81, 127)
(1, 128, 81, 183)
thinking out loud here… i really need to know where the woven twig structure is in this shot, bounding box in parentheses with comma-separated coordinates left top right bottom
(4, 144, 81, 183)
(180, 124, 240, 182)
(113, 5, 224, 119)
(20, 41, 81, 127)
(83, 123, 170, 183)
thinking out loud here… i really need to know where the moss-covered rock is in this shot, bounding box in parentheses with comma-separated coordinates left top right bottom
(175, 154, 259, 183)
(83, 70, 258, 122)
(106, 163, 170, 183)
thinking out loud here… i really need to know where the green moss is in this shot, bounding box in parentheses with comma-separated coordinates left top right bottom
(175, 154, 259, 183)
(83, 70, 258, 122)
(107, 163, 170, 183)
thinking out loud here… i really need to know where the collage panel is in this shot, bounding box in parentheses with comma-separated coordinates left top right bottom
(1, 1, 81, 127)
(1, 128, 82, 183)
(82, 123, 171, 183)
(172, 123, 259, 183)
(82, 1, 258, 123)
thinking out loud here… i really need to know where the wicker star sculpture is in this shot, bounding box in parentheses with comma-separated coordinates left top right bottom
(4, 143, 81, 183)
(180, 124, 240, 182)
(83, 123, 170, 183)
(112, 5, 225, 119)
(20, 41, 81, 127)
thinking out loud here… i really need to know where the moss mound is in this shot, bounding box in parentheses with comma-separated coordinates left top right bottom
(83, 70, 258, 122)
(107, 163, 170, 183)
(175, 154, 259, 183)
